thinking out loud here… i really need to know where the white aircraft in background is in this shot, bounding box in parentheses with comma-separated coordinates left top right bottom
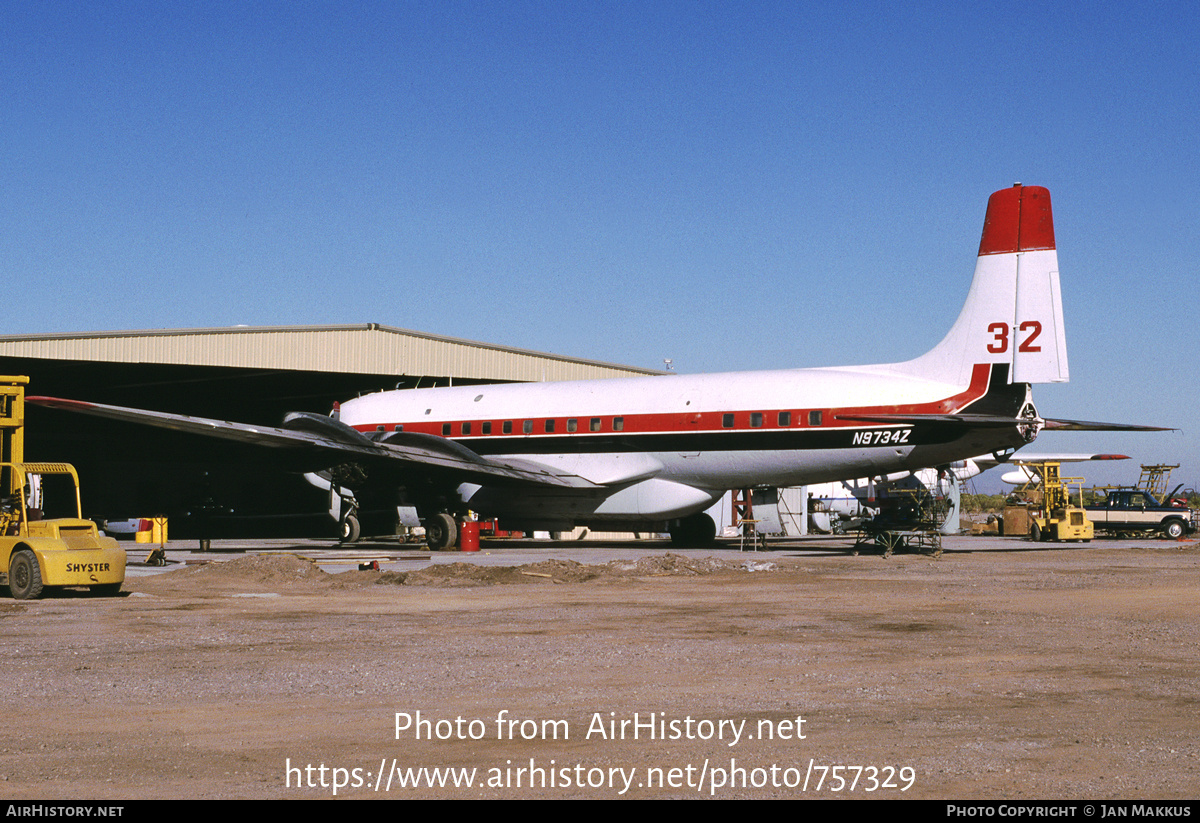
(30, 184, 1162, 548)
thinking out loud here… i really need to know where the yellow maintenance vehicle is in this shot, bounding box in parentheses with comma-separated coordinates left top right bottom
(1017, 461, 1094, 543)
(0, 377, 125, 599)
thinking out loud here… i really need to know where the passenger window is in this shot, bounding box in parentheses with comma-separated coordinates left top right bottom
(723, 413, 734, 428)
(482, 422, 492, 435)
(808, 410, 822, 426)
(750, 413, 763, 428)
(442, 423, 451, 436)
(590, 418, 601, 432)
(545, 419, 555, 433)
(567, 418, 578, 433)
(503, 421, 513, 434)
(778, 412, 791, 427)
(461, 422, 471, 435)
(523, 420, 533, 434)
(613, 417, 624, 431)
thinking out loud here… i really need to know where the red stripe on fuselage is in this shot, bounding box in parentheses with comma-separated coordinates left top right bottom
(351, 364, 993, 441)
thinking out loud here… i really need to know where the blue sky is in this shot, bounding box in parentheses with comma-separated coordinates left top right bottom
(4, 1, 1197, 490)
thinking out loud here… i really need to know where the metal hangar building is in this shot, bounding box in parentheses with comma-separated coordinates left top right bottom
(0, 324, 662, 538)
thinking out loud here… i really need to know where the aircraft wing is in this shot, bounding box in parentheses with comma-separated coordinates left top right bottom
(26, 396, 601, 490)
(1006, 453, 1131, 464)
(971, 451, 1130, 475)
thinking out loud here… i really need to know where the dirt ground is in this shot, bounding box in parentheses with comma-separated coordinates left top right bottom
(3, 537, 1199, 799)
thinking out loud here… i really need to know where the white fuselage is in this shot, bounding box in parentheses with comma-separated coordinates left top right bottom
(336, 361, 1020, 529)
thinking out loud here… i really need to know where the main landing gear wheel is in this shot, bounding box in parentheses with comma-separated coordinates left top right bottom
(425, 513, 458, 551)
(669, 512, 716, 547)
(340, 513, 361, 543)
(8, 549, 43, 600)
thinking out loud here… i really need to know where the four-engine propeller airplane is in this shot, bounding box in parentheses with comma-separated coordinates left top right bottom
(29, 184, 1164, 548)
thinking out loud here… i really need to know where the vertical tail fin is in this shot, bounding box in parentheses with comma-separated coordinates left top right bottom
(900, 184, 1069, 386)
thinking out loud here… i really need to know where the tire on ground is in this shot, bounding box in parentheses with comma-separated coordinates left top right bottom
(340, 513, 361, 543)
(425, 513, 459, 550)
(8, 549, 44, 600)
(670, 512, 716, 547)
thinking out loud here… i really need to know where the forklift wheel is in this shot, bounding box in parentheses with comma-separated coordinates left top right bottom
(8, 550, 43, 600)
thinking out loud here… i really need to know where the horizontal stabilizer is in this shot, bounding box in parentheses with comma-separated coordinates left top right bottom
(837, 412, 1172, 433)
(1040, 418, 1174, 432)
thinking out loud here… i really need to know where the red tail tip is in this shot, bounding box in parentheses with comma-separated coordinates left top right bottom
(978, 185, 1055, 255)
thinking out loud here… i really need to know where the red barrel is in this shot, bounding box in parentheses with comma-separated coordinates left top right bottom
(458, 521, 480, 552)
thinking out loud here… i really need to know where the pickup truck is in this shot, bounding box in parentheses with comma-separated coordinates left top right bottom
(1085, 488, 1195, 538)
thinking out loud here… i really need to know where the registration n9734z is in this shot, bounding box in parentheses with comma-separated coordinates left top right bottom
(851, 429, 912, 446)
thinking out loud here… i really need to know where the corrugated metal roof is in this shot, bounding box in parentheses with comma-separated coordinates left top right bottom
(0, 324, 664, 382)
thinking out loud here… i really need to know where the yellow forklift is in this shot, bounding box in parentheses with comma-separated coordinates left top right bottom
(1017, 461, 1094, 542)
(0, 377, 125, 599)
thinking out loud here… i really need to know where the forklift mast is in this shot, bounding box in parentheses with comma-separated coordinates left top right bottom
(0, 376, 28, 497)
